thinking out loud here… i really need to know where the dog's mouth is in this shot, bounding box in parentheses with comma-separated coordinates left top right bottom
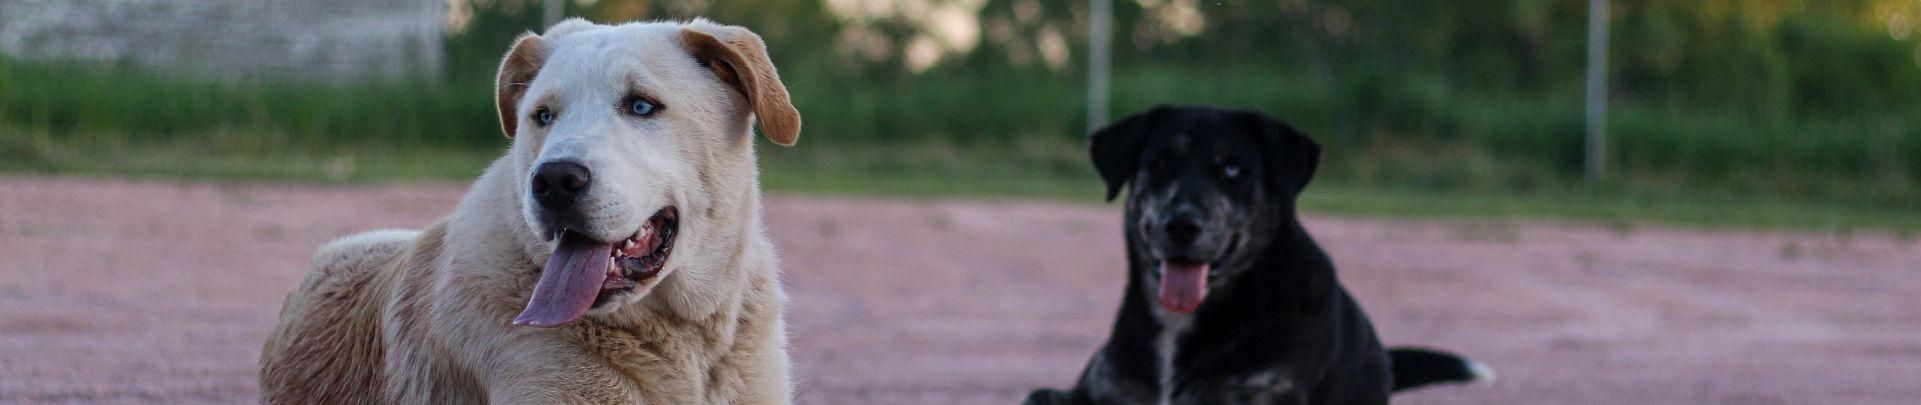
(513, 207, 679, 328)
(606, 208, 679, 293)
(1151, 235, 1238, 314)
(1155, 259, 1211, 314)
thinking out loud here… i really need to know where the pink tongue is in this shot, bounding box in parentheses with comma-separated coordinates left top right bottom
(513, 231, 614, 328)
(1158, 261, 1210, 313)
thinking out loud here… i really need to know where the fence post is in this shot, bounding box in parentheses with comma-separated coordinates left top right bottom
(544, 0, 562, 28)
(1088, 0, 1113, 134)
(1585, 0, 1610, 180)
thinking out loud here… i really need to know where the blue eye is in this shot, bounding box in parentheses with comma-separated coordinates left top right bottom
(627, 97, 657, 116)
(532, 107, 554, 127)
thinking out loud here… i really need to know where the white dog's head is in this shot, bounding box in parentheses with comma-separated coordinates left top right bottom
(492, 19, 800, 327)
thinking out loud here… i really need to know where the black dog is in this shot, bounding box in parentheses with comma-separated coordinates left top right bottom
(1027, 106, 1490, 404)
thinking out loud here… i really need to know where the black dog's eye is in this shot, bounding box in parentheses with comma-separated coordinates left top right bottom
(1221, 162, 1241, 179)
(532, 107, 554, 127)
(1150, 157, 1172, 172)
(626, 96, 659, 117)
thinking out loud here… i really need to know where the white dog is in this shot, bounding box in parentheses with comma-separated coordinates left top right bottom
(259, 18, 801, 403)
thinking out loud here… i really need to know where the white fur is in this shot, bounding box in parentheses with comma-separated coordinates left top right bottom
(261, 18, 798, 404)
(1153, 307, 1193, 405)
(1465, 359, 1498, 384)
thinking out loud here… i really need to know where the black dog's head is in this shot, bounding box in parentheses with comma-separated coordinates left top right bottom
(1090, 105, 1321, 314)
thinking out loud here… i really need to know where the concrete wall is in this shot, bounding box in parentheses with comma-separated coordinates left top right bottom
(0, 0, 445, 81)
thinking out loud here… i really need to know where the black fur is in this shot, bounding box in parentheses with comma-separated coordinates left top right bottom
(1027, 106, 1484, 405)
(1386, 348, 1486, 392)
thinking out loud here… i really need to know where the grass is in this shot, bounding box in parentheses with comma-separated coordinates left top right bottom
(1297, 186, 1921, 232)
(3, 56, 1917, 232)
(7, 125, 1916, 233)
(0, 126, 499, 183)
(767, 155, 1921, 232)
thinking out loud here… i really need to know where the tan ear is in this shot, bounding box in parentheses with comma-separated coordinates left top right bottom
(495, 33, 549, 139)
(681, 23, 802, 146)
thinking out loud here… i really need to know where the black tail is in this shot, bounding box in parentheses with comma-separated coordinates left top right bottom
(1388, 347, 1494, 392)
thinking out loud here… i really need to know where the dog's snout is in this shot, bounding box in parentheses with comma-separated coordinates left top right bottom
(1162, 212, 1204, 246)
(532, 161, 592, 211)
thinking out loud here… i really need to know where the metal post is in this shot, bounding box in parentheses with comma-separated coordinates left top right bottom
(544, 0, 562, 28)
(1584, 0, 1609, 180)
(1087, 0, 1113, 134)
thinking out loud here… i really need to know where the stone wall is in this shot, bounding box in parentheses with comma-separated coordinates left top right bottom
(0, 0, 445, 81)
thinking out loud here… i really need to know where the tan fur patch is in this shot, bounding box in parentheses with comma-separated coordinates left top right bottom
(682, 23, 802, 146)
(495, 33, 549, 139)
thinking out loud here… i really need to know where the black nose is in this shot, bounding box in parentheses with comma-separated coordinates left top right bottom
(1162, 212, 1203, 246)
(531, 161, 591, 211)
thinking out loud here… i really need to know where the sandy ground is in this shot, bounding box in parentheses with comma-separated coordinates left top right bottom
(1, 176, 1918, 404)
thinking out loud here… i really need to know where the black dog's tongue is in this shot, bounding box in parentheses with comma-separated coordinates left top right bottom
(513, 231, 614, 328)
(1159, 261, 1209, 313)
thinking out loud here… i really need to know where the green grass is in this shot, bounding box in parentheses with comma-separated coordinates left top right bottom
(4, 56, 1918, 232)
(0, 57, 499, 150)
(1297, 186, 1921, 232)
(9, 126, 1914, 233)
(0, 126, 499, 183)
(11, 57, 1918, 197)
(765, 151, 1921, 232)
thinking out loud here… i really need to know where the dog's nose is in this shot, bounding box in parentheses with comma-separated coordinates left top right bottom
(1162, 213, 1203, 246)
(531, 161, 591, 211)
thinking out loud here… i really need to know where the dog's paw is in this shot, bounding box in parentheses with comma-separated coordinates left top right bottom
(1023, 388, 1075, 405)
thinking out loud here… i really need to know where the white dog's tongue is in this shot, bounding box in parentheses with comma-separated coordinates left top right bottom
(513, 231, 613, 328)
(1158, 261, 1209, 313)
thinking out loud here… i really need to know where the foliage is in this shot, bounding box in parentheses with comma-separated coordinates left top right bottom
(3, 0, 1920, 212)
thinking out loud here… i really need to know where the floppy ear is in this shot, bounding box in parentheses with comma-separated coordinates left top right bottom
(1089, 106, 1172, 202)
(495, 33, 550, 139)
(1242, 112, 1321, 196)
(682, 22, 803, 146)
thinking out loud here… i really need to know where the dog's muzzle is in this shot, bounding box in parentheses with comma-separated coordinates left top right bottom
(1148, 210, 1230, 313)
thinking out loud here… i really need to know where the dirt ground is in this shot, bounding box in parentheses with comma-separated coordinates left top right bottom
(1, 176, 1917, 404)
